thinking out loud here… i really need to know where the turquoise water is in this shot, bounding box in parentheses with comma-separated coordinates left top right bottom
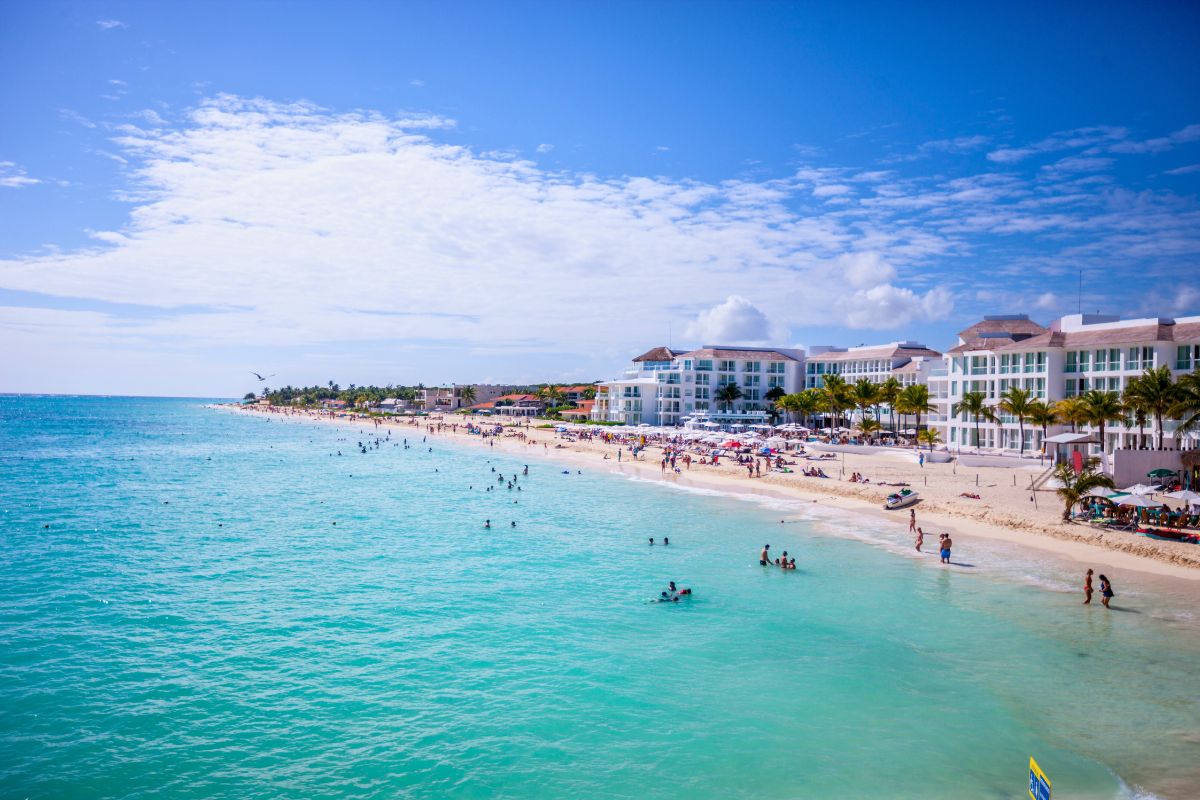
(2, 397, 1198, 799)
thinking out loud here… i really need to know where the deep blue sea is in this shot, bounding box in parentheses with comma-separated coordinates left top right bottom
(2, 396, 1198, 799)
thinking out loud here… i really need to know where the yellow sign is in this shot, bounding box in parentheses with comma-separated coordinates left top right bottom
(1028, 756, 1051, 800)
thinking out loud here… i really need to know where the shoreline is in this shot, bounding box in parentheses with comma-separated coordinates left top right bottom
(223, 405, 1200, 600)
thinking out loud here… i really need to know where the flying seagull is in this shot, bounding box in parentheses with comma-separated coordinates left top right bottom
(251, 372, 276, 381)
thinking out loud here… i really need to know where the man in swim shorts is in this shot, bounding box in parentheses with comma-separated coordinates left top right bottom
(940, 535, 952, 564)
(760, 544, 771, 566)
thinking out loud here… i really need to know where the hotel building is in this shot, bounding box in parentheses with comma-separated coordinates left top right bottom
(934, 313, 1200, 453)
(803, 342, 943, 390)
(591, 345, 806, 426)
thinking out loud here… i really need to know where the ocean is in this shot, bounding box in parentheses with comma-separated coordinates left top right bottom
(2, 396, 1198, 799)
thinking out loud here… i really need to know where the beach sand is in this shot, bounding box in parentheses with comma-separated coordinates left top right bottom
(229, 406, 1200, 599)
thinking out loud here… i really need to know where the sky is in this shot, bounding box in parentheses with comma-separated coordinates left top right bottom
(2, 1, 1200, 397)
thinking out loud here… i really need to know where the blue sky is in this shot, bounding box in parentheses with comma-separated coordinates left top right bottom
(2, 1, 1200, 396)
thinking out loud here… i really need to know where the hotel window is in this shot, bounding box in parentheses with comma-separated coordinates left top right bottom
(1093, 350, 1107, 372)
(718, 360, 736, 372)
(1178, 345, 1200, 370)
(1065, 352, 1077, 373)
(1107, 349, 1120, 371)
(695, 387, 710, 399)
(767, 362, 785, 374)
(695, 401, 709, 411)
(999, 354, 1010, 374)
(1078, 377, 1089, 392)
(745, 389, 760, 401)
(696, 359, 712, 372)
(744, 375, 760, 387)
(768, 375, 785, 388)
(696, 372, 710, 385)
(1022, 353, 1035, 373)
(743, 361, 760, 373)
(682, 360, 692, 370)
(1078, 350, 1090, 371)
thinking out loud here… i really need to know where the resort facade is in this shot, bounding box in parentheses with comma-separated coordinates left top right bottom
(932, 313, 1200, 453)
(590, 345, 806, 426)
(594, 310, 1200, 455)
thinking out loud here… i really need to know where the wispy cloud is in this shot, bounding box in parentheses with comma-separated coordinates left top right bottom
(987, 126, 1127, 163)
(1109, 123, 1200, 155)
(535, 143, 554, 154)
(96, 19, 127, 30)
(0, 161, 40, 188)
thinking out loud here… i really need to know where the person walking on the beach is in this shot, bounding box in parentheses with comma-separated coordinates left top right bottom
(939, 534, 952, 565)
(760, 544, 771, 566)
(1083, 569, 1094, 605)
(914, 527, 924, 552)
(1098, 574, 1114, 608)
(909, 509, 916, 533)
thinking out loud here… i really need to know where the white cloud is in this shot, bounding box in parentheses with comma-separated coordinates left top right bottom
(1108, 123, 1200, 155)
(409, 79, 425, 87)
(839, 285, 953, 329)
(0, 161, 40, 188)
(684, 296, 776, 344)
(535, 143, 554, 153)
(1164, 164, 1200, 176)
(987, 126, 1127, 163)
(839, 252, 896, 289)
(813, 184, 852, 198)
(96, 19, 127, 30)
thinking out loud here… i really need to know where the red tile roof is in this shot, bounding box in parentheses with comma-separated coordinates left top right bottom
(681, 347, 800, 361)
(633, 346, 683, 362)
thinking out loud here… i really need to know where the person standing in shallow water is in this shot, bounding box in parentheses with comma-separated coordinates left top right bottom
(909, 509, 916, 533)
(760, 544, 771, 566)
(914, 527, 924, 552)
(1099, 574, 1114, 608)
(1083, 569, 1094, 605)
(939, 534, 952, 565)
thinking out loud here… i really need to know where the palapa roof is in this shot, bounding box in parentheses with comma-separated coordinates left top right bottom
(681, 347, 800, 361)
(956, 316, 1047, 341)
(996, 322, 1174, 351)
(632, 346, 683, 362)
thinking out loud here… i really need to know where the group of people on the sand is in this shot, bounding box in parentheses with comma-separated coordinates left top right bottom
(848, 472, 870, 483)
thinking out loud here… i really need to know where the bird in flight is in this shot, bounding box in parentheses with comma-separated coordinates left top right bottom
(251, 372, 276, 381)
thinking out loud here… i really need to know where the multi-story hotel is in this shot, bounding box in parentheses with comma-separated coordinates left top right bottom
(591, 345, 806, 426)
(418, 384, 515, 412)
(934, 313, 1200, 453)
(803, 342, 942, 390)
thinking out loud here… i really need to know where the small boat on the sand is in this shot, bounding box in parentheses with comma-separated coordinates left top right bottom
(884, 489, 919, 509)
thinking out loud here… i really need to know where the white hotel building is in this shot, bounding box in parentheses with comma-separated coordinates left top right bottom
(933, 313, 1200, 453)
(590, 345, 806, 427)
(803, 342, 943, 390)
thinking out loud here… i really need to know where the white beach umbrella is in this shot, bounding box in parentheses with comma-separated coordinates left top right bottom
(1117, 495, 1165, 508)
(1121, 484, 1158, 495)
(1164, 489, 1200, 502)
(1080, 488, 1120, 499)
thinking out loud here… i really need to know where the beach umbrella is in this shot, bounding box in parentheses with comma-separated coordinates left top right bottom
(1121, 483, 1158, 495)
(1081, 488, 1120, 499)
(1117, 495, 1165, 508)
(1164, 489, 1200, 502)
(1147, 468, 1176, 478)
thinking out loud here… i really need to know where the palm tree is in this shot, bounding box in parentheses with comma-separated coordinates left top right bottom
(952, 390, 995, 452)
(1123, 366, 1178, 450)
(850, 379, 879, 428)
(1169, 370, 1200, 436)
(1054, 396, 1088, 433)
(897, 384, 935, 445)
(582, 387, 597, 400)
(458, 385, 477, 407)
(795, 389, 821, 429)
(715, 382, 744, 413)
(1052, 462, 1116, 523)
(764, 386, 787, 424)
(998, 386, 1035, 455)
(878, 377, 902, 437)
(820, 374, 849, 430)
(859, 418, 883, 443)
(1121, 383, 1149, 450)
(1080, 389, 1124, 455)
(917, 428, 942, 451)
(1026, 401, 1058, 449)
(538, 385, 564, 409)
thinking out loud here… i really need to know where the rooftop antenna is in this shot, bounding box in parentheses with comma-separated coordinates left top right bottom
(1077, 269, 1082, 315)
(668, 321, 672, 349)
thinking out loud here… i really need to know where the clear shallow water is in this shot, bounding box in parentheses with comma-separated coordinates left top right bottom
(2, 396, 1198, 800)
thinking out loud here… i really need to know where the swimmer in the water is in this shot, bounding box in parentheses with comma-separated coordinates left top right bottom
(484, 520, 491, 529)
